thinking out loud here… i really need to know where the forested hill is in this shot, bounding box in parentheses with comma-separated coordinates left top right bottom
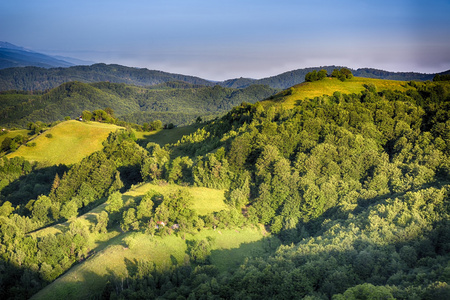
(219, 66, 448, 89)
(0, 81, 279, 127)
(0, 63, 214, 91)
(1, 63, 448, 92)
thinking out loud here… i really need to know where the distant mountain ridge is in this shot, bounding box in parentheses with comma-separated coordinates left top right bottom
(219, 66, 447, 89)
(0, 41, 75, 69)
(0, 63, 215, 91)
(1, 62, 447, 92)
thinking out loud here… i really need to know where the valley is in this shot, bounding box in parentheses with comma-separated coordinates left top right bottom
(0, 67, 449, 299)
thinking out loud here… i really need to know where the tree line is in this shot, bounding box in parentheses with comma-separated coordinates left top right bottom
(305, 67, 353, 82)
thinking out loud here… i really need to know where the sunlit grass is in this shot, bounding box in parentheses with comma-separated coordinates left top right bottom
(263, 77, 408, 109)
(31, 228, 267, 300)
(8, 120, 122, 165)
(126, 182, 228, 215)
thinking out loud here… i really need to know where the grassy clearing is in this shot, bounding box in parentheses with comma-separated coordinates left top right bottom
(30, 181, 261, 299)
(32, 227, 268, 300)
(263, 77, 408, 109)
(126, 182, 228, 215)
(8, 120, 122, 165)
(135, 124, 199, 147)
(30, 182, 226, 240)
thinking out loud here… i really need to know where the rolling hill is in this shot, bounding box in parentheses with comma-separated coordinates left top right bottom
(262, 76, 410, 108)
(7, 120, 123, 165)
(219, 67, 449, 89)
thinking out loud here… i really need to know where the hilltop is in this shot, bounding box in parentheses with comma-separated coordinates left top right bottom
(7, 121, 123, 165)
(263, 76, 410, 109)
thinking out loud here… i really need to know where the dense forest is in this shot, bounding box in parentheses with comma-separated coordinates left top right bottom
(0, 77, 449, 299)
(0, 81, 279, 128)
(0, 63, 213, 91)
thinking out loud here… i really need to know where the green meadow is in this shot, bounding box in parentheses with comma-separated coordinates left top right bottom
(264, 77, 408, 109)
(128, 182, 228, 215)
(32, 227, 268, 300)
(8, 120, 122, 165)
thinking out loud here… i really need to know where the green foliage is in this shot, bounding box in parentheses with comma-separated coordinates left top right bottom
(433, 74, 450, 81)
(188, 238, 213, 264)
(2, 78, 450, 298)
(332, 67, 354, 81)
(305, 69, 328, 82)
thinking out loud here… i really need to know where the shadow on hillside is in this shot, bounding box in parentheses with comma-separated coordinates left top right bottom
(1, 164, 68, 207)
(10, 179, 450, 299)
(136, 125, 199, 148)
(7, 212, 449, 299)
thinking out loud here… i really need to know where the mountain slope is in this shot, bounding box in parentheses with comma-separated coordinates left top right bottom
(262, 76, 409, 109)
(7, 121, 122, 165)
(0, 41, 74, 69)
(0, 63, 214, 91)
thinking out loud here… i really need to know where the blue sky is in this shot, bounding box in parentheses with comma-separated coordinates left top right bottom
(1, 0, 450, 80)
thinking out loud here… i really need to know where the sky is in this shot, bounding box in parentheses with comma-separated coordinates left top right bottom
(1, 0, 450, 81)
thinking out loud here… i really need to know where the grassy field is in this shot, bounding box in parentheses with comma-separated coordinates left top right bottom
(125, 182, 228, 215)
(8, 120, 123, 165)
(263, 77, 408, 109)
(30, 182, 226, 240)
(32, 227, 268, 300)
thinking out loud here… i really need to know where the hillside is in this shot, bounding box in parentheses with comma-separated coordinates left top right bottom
(29, 181, 268, 300)
(7, 120, 123, 165)
(0, 77, 449, 299)
(0, 41, 74, 69)
(263, 76, 409, 109)
(0, 81, 280, 128)
(0, 63, 214, 91)
(219, 66, 442, 89)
